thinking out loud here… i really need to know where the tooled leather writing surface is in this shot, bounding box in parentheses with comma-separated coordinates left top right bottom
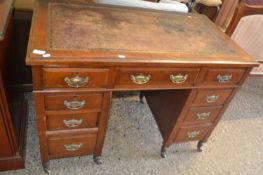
(26, 0, 259, 66)
(48, 2, 238, 56)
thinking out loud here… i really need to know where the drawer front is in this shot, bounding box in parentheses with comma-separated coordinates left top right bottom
(43, 68, 109, 88)
(183, 106, 222, 124)
(200, 68, 245, 86)
(174, 125, 212, 142)
(46, 112, 98, 131)
(191, 89, 233, 107)
(45, 93, 103, 111)
(115, 68, 199, 89)
(48, 132, 97, 158)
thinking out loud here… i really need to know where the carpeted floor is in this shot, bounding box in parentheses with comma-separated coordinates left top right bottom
(1, 77, 263, 175)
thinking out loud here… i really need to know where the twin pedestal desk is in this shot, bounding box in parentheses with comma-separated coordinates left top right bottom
(26, 0, 258, 174)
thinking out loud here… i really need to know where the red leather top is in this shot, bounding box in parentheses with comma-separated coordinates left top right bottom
(244, 0, 263, 5)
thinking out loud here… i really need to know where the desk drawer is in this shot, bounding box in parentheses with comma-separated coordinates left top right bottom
(174, 125, 212, 142)
(200, 68, 245, 86)
(47, 131, 97, 158)
(115, 68, 199, 89)
(46, 112, 98, 131)
(183, 106, 222, 124)
(43, 68, 109, 88)
(45, 93, 103, 111)
(191, 89, 233, 107)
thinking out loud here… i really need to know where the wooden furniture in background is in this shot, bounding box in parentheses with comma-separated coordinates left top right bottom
(194, 0, 222, 19)
(215, 0, 239, 30)
(0, 0, 28, 171)
(201, 0, 263, 75)
(188, 0, 238, 28)
(225, 0, 263, 35)
(26, 1, 258, 174)
(11, 0, 35, 91)
(7, 10, 33, 92)
(225, 1, 263, 76)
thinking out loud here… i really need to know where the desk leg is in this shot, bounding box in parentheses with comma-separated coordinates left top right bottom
(34, 93, 51, 173)
(42, 162, 51, 175)
(197, 140, 204, 152)
(93, 92, 112, 164)
(161, 146, 167, 158)
(93, 156, 103, 164)
(139, 91, 144, 104)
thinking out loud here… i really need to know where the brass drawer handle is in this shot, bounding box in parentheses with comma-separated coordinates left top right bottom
(64, 143, 83, 151)
(130, 74, 151, 85)
(206, 95, 219, 103)
(63, 119, 83, 128)
(197, 112, 211, 120)
(170, 74, 188, 84)
(64, 75, 89, 88)
(217, 74, 232, 83)
(187, 131, 200, 138)
(64, 100, 86, 110)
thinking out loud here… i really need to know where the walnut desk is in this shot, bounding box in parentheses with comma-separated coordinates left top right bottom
(26, 0, 258, 174)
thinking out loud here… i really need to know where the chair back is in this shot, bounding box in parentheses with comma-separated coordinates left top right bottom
(231, 15, 263, 62)
(225, 1, 263, 35)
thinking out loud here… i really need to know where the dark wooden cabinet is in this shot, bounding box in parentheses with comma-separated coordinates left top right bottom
(0, 0, 28, 171)
(26, 1, 258, 174)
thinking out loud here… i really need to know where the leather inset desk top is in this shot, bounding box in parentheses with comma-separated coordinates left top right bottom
(49, 2, 238, 56)
(26, 1, 258, 67)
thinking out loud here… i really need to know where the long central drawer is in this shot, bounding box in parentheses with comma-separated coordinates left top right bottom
(114, 68, 200, 89)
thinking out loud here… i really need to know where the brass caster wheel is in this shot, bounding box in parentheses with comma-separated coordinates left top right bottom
(43, 162, 51, 175)
(197, 140, 204, 152)
(139, 92, 144, 104)
(161, 147, 167, 158)
(94, 156, 103, 164)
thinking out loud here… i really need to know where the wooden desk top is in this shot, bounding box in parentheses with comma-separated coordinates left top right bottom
(26, 0, 258, 67)
(0, 0, 13, 40)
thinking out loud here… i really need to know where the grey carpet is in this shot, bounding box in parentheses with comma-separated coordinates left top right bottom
(1, 77, 263, 175)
